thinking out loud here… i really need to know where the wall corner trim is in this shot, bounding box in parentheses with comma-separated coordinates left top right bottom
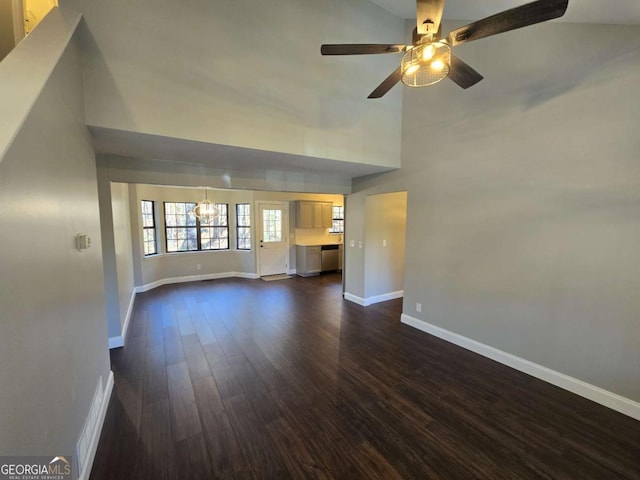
(78, 371, 114, 480)
(344, 292, 366, 306)
(344, 290, 403, 307)
(108, 289, 136, 350)
(401, 314, 640, 421)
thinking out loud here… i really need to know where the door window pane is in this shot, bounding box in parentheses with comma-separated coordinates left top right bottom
(262, 209, 282, 243)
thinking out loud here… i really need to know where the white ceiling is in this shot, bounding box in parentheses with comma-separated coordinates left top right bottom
(370, 0, 640, 25)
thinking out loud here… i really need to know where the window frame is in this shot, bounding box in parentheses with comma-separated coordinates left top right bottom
(164, 201, 198, 253)
(329, 205, 344, 234)
(236, 203, 252, 251)
(141, 200, 158, 256)
(200, 203, 229, 251)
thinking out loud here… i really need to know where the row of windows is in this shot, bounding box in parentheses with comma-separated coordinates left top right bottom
(141, 201, 345, 256)
(141, 201, 251, 256)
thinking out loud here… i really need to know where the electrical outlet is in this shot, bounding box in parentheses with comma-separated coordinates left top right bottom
(416, 303, 422, 313)
(196, 264, 201, 270)
(358, 241, 363, 249)
(349, 240, 355, 247)
(382, 239, 387, 247)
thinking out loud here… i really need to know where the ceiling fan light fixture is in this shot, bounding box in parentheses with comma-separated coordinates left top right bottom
(431, 60, 445, 71)
(401, 41, 451, 88)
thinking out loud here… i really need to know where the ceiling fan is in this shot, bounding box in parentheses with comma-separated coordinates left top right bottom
(321, 0, 569, 98)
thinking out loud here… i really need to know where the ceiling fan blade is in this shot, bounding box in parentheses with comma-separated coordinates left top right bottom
(416, 0, 446, 36)
(321, 44, 406, 55)
(448, 56, 484, 89)
(447, 0, 569, 47)
(368, 67, 402, 99)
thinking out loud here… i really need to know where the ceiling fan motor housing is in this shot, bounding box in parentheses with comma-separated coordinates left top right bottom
(401, 41, 451, 87)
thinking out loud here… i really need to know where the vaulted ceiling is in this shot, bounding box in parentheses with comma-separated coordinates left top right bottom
(370, 0, 640, 25)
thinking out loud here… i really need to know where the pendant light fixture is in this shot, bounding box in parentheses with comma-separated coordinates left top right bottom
(194, 187, 218, 224)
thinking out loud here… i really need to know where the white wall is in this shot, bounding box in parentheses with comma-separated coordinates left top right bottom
(350, 21, 640, 405)
(65, 0, 404, 170)
(0, 9, 111, 471)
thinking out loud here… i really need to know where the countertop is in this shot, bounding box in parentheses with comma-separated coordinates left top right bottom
(295, 242, 343, 247)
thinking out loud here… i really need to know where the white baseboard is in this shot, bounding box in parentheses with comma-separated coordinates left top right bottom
(344, 292, 366, 306)
(401, 314, 640, 421)
(108, 289, 136, 349)
(344, 290, 404, 307)
(78, 371, 114, 480)
(287, 268, 297, 275)
(135, 271, 260, 293)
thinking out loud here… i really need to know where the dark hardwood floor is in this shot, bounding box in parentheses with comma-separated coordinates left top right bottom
(90, 273, 640, 479)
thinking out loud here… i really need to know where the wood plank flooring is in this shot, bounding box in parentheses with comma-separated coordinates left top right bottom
(90, 273, 640, 479)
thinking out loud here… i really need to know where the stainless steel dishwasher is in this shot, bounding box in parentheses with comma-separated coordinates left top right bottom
(321, 244, 340, 272)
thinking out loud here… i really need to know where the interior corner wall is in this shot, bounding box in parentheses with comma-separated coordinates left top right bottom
(0, 19, 111, 463)
(350, 21, 640, 404)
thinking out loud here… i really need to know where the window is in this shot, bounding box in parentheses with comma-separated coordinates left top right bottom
(164, 202, 229, 253)
(201, 203, 229, 250)
(141, 200, 157, 255)
(236, 204, 251, 250)
(329, 205, 344, 233)
(262, 209, 282, 242)
(164, 202, 197, 252)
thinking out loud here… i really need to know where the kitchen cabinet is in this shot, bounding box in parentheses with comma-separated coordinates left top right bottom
(296, 245, 321, 276)
(296, 201, 333, 229)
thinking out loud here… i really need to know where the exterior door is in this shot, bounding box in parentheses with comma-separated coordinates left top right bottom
(258, 202, 288, 276)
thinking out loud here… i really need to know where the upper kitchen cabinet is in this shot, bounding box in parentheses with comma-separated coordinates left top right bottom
(296, 201, 333, 229)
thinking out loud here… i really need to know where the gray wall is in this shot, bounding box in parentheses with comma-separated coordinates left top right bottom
(96, 158, 121, 338)
(102, 154, 353, 195)
(364, 191, 407, 298)
(65, 0, 403, 170)
(350, 21, 640, 402)
(0, 19, 111, 470)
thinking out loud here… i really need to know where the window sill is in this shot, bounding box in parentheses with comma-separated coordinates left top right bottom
(143, 249, 253, 259)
